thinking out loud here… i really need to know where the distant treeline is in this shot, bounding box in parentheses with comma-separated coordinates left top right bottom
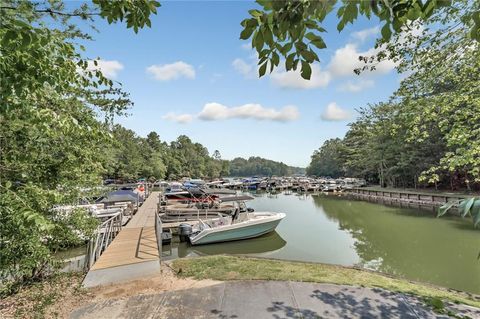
(106, 125, 304, 181)
(228, 157, 305, 177)
(105, 125, 229, 181)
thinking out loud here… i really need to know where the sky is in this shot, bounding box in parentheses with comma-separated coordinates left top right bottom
(79, 1, 401, 167)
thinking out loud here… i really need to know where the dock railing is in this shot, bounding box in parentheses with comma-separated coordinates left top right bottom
(85, 210, 123, 270)
(154, 208, 163, 264)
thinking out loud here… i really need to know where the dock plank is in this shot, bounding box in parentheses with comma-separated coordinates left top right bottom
(89, 191, 161, 272)
(125, 192, 159, 228)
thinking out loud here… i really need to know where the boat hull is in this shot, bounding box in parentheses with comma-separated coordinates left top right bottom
(189, 214, 284, 245)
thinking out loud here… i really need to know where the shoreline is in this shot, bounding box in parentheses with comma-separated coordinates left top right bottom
(2, 255, 479, 318)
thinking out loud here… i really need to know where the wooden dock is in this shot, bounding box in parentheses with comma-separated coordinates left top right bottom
(345, 188, 472, 214)
(83, 191, 162, 287)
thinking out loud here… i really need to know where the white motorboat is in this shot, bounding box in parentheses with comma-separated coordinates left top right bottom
(185, 211, 286, 245)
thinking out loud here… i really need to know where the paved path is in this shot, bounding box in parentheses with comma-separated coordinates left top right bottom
(82, 192, 161, 288)
(71, 281, 480, 318)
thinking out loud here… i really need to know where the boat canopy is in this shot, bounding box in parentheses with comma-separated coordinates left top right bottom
(98, 190, 140, 204)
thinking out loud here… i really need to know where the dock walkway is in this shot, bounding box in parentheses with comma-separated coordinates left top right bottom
(83, 191, 161, 288)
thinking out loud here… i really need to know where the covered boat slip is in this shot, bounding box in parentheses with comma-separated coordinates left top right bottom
(159, 192, 255, 223)
(82, 191, 161, 288)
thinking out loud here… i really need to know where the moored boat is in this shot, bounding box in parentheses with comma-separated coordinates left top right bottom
(186, 210, 285, 245)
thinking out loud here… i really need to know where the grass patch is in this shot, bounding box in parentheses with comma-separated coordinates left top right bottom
(0, 272, 87, 319)
(172, 255, 480, 308)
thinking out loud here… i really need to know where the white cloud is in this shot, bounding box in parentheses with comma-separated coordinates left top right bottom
(232, 58, 254, 77)
(198, 103, 299, 122)
(351, 26, 380, 42)
(338, 79, 374, 92)
(321, 102, 352, 121)
(146, 61, 195, 81)
(328, 43, 396, 77)
(162, 112, 194, 124)
(232, 36, 397, 90)
(87, 59, 124, 79)
(161, 103, 299, 123)
(270, 64, 331, 89)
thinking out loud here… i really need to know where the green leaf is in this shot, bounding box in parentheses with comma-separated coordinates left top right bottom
(311, 38, 326, 49)
(258, 61, 267, 77)
(392, 18, 403, 32)
(300, 50, 317, 63)
(249, 9, 263, 18)
(286, 53, 295, 70)
(300, 61, 312, 80)
(263, 27, 273, 45)
(381, 23, 392, 41)
(240, 27, 254, 40)
(254, 30, 264, 52)
(343, 3, 358, 23)
(437, 201, 457, 217)
(471, 200, 480, 227)
(460, 197, 475, 217)
(21, 33, 32, 48)
(2, 30, 18, 45)
(407, 8, 420, 20)
(305, 32, 318, 41)
(283, 42, 293, 54)
(271, 52, 280, 66)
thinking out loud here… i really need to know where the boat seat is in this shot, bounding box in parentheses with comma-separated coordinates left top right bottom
(236, 213, 249, 223)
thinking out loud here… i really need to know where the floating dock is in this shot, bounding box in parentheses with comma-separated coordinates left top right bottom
(345, 188, 471, 214)
(82, 191, 161, 288)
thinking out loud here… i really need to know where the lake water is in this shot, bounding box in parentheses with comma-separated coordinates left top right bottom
(163, 191, 480, 294)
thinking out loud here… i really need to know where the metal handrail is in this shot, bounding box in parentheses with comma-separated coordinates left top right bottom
(154, 208, 163, 264)
(85, 210, 123, 270)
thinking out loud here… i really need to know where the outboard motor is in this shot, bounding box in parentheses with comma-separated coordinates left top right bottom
(178, 223, 192, 242)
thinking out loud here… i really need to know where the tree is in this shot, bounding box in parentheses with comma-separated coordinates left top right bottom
(240, 0, 480, 79)
(305, 1, 479, 190)
(307, 138, 345, 178)
(228, 156, 303, 177)
(146, 132, 163, 152)
(212, 150, 222, 160)
(1, 0, 160, 287)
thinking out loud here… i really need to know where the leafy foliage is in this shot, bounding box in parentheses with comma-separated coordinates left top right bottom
(102, 129, 230, 181)
(306, 139, 345, 178)
(307, 1, 479, 191)
(229, 157, 304, 177)
(0, 0, 159, 288)
(438, 198, 480, 231)
(240, 0, 479, 79)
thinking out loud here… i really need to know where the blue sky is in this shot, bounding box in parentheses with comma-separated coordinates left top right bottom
(80, 1, 401, 167)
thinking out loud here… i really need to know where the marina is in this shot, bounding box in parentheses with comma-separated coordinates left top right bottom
(4, 2, 480, 317)
(54, 177, 480, 294)
(155, 186, 480, 295)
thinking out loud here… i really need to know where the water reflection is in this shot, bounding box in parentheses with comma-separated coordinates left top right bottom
(309, 193, 480, 294)
(163, 231, 286, 260)
(244, 191, 480, 294)
(60, 190, 479, 294)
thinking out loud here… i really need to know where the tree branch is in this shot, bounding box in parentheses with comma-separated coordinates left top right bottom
(0, 6, 100, 17)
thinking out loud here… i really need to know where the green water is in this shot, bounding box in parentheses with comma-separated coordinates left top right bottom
(163, 191, 480, 294)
